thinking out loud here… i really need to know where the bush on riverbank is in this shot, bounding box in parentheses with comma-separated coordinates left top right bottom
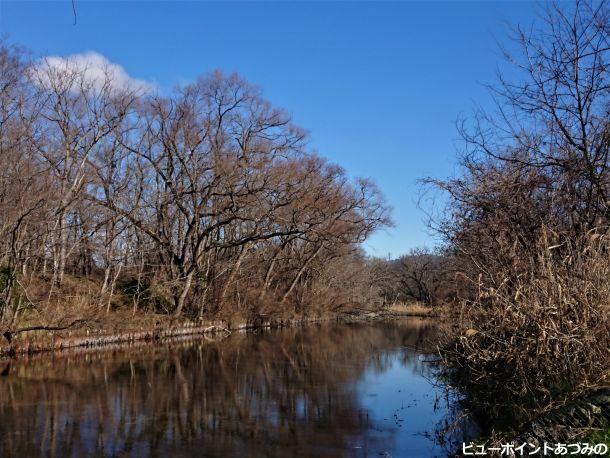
(430, 0, 610, 432)
(443, 229, 610, 423)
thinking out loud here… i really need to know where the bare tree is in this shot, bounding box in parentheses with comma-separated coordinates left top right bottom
(0, 42, 391, 327)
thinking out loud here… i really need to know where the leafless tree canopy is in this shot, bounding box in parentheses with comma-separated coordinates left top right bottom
(370, 248, 455, 306)
(0, 43, 391, 323)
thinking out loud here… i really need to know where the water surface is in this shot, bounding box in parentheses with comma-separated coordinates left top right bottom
(0, 319, 470, 457)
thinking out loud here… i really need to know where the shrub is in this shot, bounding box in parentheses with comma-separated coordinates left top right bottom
(443, 228, 610, 424)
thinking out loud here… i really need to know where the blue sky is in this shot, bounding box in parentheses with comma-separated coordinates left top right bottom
(0, 1, 539, 258)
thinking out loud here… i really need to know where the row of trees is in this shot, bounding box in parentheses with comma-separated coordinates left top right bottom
(370, 248, 455, 306)
(0, 42, 390, 321)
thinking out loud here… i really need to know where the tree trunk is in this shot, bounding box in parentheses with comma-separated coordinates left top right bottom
(173, 269, 195, 317)
(220, 243, 251, 308)
(281, 244, 323, 305)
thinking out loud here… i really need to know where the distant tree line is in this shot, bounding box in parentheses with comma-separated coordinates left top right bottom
(0, 42, 391, 321)
(369, 248, 457, 306)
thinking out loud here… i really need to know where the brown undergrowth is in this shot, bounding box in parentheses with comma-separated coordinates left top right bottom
(442, 229, 610, 429)
(0, 272, 398, 357)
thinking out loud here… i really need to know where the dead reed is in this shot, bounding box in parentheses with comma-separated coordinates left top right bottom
(443, 228, 610, 424)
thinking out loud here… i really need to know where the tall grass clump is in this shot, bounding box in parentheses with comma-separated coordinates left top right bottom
(443, 228, 610, 423)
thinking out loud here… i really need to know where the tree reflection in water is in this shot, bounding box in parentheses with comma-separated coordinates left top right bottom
(0, 319, 469, 457)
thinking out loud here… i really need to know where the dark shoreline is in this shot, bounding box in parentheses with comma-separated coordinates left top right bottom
(0, 309, 439, 359)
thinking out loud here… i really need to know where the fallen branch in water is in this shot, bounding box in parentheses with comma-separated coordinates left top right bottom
(2, 319, 91, 344)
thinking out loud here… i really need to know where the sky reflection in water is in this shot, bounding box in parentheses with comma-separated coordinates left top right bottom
(0, 319, 468, 457)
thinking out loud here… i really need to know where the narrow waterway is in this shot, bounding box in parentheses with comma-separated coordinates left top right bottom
(0, 319, 475, 457)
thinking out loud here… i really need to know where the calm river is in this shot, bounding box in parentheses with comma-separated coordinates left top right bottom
(0, 319, 475, 457)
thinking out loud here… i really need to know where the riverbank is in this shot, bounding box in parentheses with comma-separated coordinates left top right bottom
(467, 387, 610, 456)
(508, 387, 610, 449)
(0, 304, 445, 358)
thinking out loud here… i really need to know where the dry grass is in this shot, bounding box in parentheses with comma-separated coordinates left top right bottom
(385, 301, 440, 316)
(443, 228, 610, 424)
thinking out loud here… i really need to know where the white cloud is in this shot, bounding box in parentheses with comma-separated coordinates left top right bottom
(33, 51, 155, 95)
